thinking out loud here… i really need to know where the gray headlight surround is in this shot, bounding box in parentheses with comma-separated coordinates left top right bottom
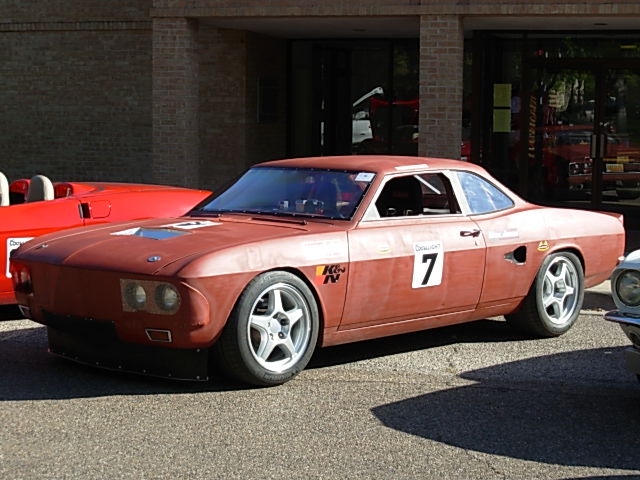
(614, 269, 640, 307)
(611, 263, 640, 315)
(120, 279, 182, 315)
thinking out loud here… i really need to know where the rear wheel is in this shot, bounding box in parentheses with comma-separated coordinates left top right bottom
(506, 252, 584, 337)
(212, 271, 319, 387)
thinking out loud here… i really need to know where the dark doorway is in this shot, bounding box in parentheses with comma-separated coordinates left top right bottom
(288, 40, 419, 158)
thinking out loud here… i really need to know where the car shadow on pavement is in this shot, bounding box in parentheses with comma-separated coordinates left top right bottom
(0, 305, 22, 321)
(309, 317, 526, 369)
(0, 323, 247, 399)
(1, 316, 527, 400)
(582, 289, 616, 312)
(0, 317, 539, 400)
(371, 347, 640, 471)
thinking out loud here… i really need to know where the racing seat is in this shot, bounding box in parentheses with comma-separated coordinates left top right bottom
(0, 172, 8, 206)
(376, 176, 423, 217)
(314, 179, 339, 215)
(9, 179, 30, 204)
(26, 174, 55, 202)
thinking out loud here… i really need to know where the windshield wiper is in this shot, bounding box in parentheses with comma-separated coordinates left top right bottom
(188, 210, 221, 217)
(250, 216, 308, 225)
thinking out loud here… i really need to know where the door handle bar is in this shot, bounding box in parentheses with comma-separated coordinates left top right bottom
(460, 229, 480, 237)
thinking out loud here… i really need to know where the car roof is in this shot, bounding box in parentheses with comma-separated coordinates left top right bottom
(257, 155, 486, 177)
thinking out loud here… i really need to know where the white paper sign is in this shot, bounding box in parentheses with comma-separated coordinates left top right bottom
(355, 172, 375, 182)
(412, 240, 443, 288)
(6, 237, 34, 278)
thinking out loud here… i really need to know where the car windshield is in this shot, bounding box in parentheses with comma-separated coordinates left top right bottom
(193, 166, 375, 220)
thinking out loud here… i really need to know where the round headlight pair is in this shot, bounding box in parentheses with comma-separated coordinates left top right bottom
(615, 269, 640, 307)
(122, 280, 181, 314)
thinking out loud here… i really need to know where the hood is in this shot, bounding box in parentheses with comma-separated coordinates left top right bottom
(16, 216, 314, 275)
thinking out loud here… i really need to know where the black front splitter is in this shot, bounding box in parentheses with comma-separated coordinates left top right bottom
(47, 326, 210, 381)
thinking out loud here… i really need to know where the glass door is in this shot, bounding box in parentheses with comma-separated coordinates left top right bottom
(526, 68, 597, 204)
(288, 40, 418, 158)
(600, 69, 640, 210)
(525, 66, 640, 211)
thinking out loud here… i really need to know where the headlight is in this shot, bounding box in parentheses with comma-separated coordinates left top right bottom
(155, 284, 181, 313)
(123, 282, 147, 310)
(121, 279, 181, 315)
(9, 260, 33, 295)
(615, 270, 640, 307)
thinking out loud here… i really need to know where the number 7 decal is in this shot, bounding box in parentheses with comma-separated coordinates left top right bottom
(412, 241, 444, 288)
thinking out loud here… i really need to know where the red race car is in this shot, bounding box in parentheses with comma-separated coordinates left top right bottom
(1, 173, 210, 304)
(11, 156, 625, 386)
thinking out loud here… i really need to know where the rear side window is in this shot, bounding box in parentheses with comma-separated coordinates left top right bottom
(457, 171, 514, 214)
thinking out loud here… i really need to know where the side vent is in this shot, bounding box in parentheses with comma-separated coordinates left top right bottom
(505, 246, 527, 265)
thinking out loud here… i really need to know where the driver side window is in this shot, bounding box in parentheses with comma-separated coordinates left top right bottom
(375, 173, 460, 218)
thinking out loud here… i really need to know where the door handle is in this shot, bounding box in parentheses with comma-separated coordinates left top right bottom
(460, 229, 480, 237)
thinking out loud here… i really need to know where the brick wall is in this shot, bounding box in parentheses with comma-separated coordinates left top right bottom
(418, 14, 463, 160)
(152, 0, 640, 16)
(0, 1, 149, 22)
(2, 1, 640, 189)
(0, 25, 152, 183)
(0, 0, 153, 183)
(152, 17, 199, 187)
(197, 26, 248, 190)
(196, 27, 287, 190)
(244, 32, 287, 167)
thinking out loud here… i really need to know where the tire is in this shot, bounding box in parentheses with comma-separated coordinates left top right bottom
(506, 252, 584, 337)
(212, 271, 319, 387)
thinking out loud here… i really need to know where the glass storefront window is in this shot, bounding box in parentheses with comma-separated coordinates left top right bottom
(467, 31, 640, 219)
(289, 40, 418, 158)
(466, 34, 524, 190)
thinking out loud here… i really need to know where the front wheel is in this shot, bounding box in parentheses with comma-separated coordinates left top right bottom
(212, 271, 319, 387)
(506, 252, 584, 337)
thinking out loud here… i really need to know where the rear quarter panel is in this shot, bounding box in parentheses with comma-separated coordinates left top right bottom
(542, 208, 625, 287)
(473, 206, 553, 308)
(473, 205, 623, 311)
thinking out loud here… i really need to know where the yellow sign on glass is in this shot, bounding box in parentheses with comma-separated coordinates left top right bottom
(493, 84, 511, 108)
(493, 109, 511, 133)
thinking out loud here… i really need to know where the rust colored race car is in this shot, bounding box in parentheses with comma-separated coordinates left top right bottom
(1, 174, 210, 304)
(11, 156, 625, 386)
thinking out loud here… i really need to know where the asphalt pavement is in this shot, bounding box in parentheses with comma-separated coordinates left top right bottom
(1, 283, 638, 479)
(0, 233, 635, 479)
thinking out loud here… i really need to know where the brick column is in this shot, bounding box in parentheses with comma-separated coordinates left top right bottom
(418, 15, 464, 160)
(152, 17, 199, 187)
